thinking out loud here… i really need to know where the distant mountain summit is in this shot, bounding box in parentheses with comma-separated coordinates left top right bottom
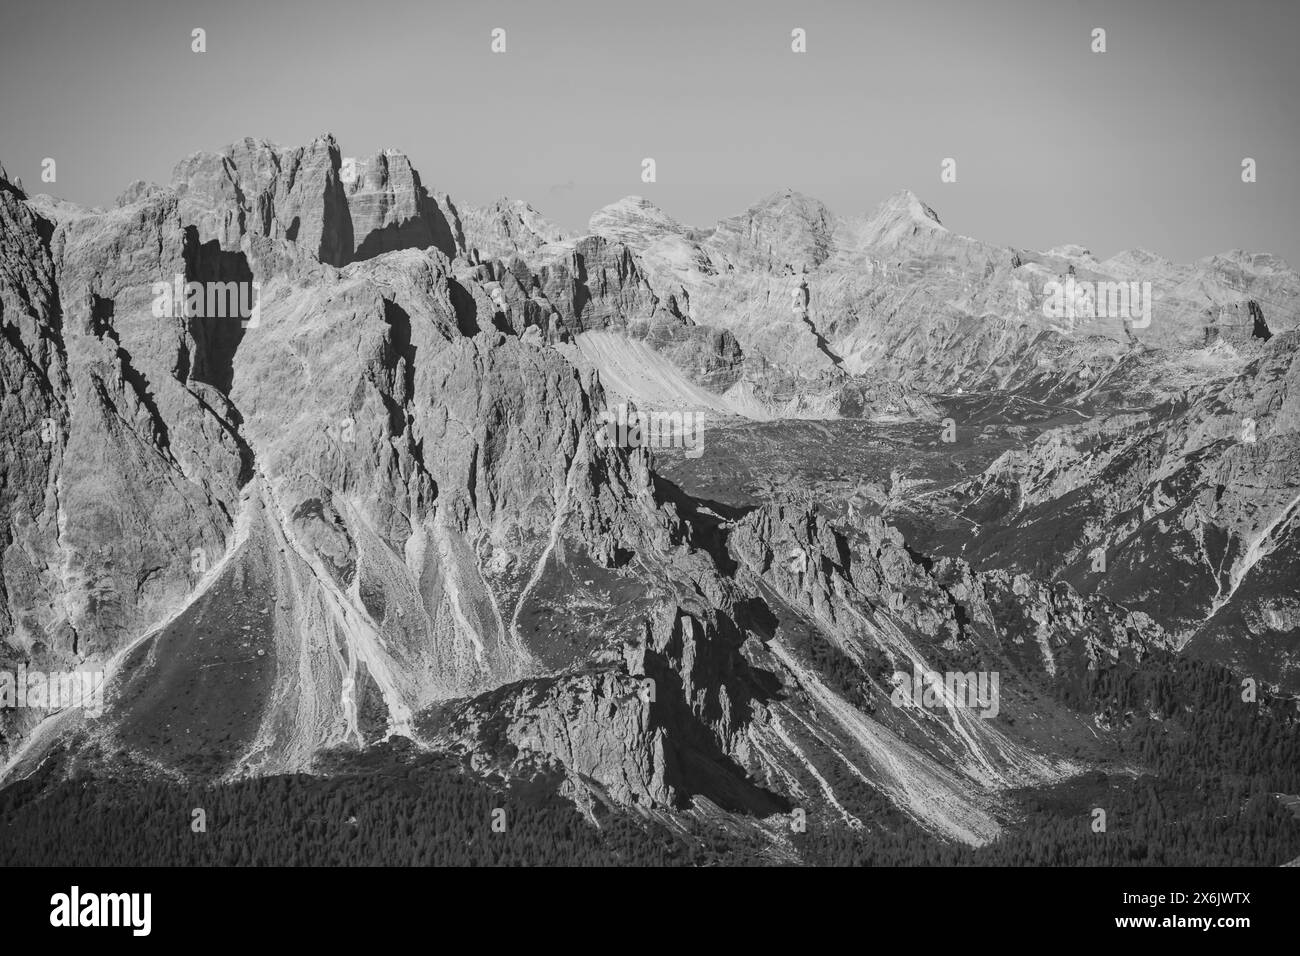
(706, 188, 837, 271)
(461, 197, 570, 259)
(588, 195, 687, 244)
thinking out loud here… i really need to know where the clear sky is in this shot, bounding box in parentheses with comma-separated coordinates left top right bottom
(2, 0, 1297, 264)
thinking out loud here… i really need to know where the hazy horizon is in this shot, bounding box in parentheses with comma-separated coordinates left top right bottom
(3, 0, 1297, 265)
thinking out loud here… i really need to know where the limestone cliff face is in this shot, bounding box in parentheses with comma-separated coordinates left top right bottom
(172, 135, 353, 266)
(0, 182, 69, 667)
(8, 179, 243, 669)
(170, 135, 462, 269)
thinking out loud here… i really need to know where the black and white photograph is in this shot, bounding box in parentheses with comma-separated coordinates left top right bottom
(0, 0, 1296, 936)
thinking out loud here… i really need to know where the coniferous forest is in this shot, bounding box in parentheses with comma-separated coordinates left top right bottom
(2, 655, 1297, 867)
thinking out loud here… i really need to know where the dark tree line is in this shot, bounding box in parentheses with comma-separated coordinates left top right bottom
(3, 656, 1296, 867)
(0, 750, 761, 867)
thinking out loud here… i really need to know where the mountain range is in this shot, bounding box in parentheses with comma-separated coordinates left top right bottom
(1, 134, 1297, 863)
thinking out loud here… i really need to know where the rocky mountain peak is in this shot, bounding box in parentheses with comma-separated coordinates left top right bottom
(880, 188, 943, 225)
(588, 195, 685, 244)
(706, 188, 836, 271)
(873, 188, 942, 223)
(844, 188, 947, 252)
(0, 161, 22, 199)
(460, 197, 569, 259)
